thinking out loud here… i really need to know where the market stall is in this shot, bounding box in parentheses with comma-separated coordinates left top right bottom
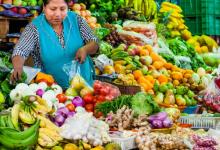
(0, 0, 220, 150)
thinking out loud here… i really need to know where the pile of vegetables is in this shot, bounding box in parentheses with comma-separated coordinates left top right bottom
(96, 92, 160, 117)
(60, 107, 111, 147)
(148, 112, 173, 129)
(53, 95, 84, 126)
(191, 135, 218, 150)
(160, 38, 210, 71)
(136, 131, 188, 150)
(105, 105, 134, 131)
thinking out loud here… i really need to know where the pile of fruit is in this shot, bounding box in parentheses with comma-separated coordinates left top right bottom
(187, 35, 218, 54)
(159, 2, 190, 39)
(71, 3, 101, 29)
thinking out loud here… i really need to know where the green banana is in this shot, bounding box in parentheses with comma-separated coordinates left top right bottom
(11, 103, 20, 130)
(0, 120, 39, 140)
(0, 128, 39, 149)
(0, 120, 39, 148)
(6, 115, 15, 129)
(0, 115, 7, 127)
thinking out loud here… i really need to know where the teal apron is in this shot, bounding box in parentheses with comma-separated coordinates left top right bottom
(32, 12, 94, 88)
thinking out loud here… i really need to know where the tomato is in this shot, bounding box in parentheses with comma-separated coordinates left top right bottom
(83, 93, 94, 104)
(66, 103, 75, 112)
(56, 94, 67, 103)
(85, 104, 94, 112)
(94, 81, 102, 91)
(97, 95, 105, 102)
(100, 87, 110, 96)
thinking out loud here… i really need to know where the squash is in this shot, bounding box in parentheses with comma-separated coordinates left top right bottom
(171, 72, 183, 80)
(133, 70, 143, 80)
(152, 61, 164, 69)
(35, 72, 55, 86)
(157, 74, 168, 84)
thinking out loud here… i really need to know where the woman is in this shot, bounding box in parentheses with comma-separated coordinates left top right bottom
(11, 0, 99, 88)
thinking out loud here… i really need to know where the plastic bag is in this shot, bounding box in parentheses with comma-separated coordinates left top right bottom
(117, 29, 153, 46)
(123, 21, 158, 46)
(94, 54, 113, 72)
(63, 60, 81, 82)
(63, 60, 92, 89)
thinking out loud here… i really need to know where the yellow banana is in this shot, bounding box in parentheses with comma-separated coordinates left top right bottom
(39, 128, 62, 141)
(37, 115, 60, 132)
(161, 2, 182, 12)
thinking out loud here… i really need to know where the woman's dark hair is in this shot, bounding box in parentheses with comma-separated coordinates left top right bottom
(43, 0, 70, 5)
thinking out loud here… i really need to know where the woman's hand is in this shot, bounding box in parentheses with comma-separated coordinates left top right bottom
(10, 67, 23, 83)
(75, 48, 87, 64)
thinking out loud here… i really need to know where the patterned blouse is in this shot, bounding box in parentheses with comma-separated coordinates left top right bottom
(12, 14, 99, 68)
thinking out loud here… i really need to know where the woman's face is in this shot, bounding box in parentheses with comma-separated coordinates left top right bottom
(43, 0, 68, 26)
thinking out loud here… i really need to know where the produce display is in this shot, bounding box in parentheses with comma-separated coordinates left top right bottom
(0, 0, 220, 150)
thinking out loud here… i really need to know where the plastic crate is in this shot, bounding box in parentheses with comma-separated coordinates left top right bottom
(178, 116, 220, 129)
(180, 0, 201, 16)
(110, 134, 137, 150)
(184, 16, 202, 35)
(201, 15, 220, 35)
(183, 105, 201, 114)
(180, 0, 220, 16)
(185, 15, 220, 35)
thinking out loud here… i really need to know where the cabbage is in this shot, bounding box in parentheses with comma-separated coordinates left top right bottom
(131, 92, 160, 116)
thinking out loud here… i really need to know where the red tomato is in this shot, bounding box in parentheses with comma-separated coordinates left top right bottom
(97, 95, 105, 102)
(94, 81, 102, 91)
(85, 104, 94, 112)
(83, 93, 94, 104)
(100, 87, 109, 96)
(56, 94, 67, 103)
(66, 103, 75, 111)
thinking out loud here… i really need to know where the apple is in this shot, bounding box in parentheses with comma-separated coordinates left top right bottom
(22, 1, 27, 6)
(29, 0, 37, 6)
(18, 8, 28, 15)
(38, 0, 43, 6)
(13, 0, 22, 6)
(127, 48, 136, 56)
(10, 7, 18, 13)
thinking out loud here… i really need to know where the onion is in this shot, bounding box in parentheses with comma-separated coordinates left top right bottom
(36, 89, 44, 97)
(148, 112, 168, 123)
(67, 111, 75, 118)
(151, 120, 163, 129)
(57, 107, 69, 118)
(72, 96, 84, 107)
(55, 114, 65, 126)
(162, 118, 173, 128)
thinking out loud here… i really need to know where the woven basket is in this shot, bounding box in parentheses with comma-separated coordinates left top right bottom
(151, 125, 177, 134)
(112, 83, 141, 95)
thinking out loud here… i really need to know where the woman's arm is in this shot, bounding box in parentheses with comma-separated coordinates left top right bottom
(75, 15, 99, 63)
(11, 23, 37, 82)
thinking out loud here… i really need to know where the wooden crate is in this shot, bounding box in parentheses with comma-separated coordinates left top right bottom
(0, 18, 9, 38)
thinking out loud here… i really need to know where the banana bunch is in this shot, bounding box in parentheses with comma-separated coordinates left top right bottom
(12, 95, 50, 126)
(37, 115, 63, 148)
(160, 2, 189, 38)
(0, 114, 16, 129)
(0, 120, 39, 149)
(125, 0, 157, 20)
